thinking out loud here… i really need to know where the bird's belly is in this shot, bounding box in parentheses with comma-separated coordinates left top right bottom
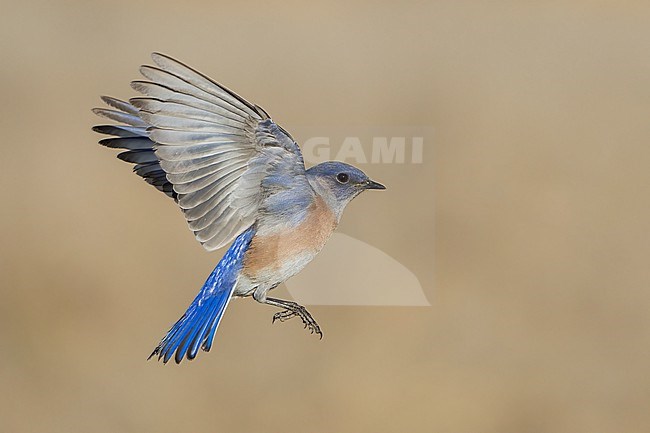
(240, 232, 330, 288)
(249, 249, 318, 287)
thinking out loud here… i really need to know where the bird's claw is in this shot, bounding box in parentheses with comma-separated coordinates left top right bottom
(272, 306, 322, 339)
(272, 309, 297, 323)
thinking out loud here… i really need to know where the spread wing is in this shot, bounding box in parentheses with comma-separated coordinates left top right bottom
(93, 53, 313, 251)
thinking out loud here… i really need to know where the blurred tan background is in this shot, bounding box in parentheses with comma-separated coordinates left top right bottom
(1, 1, 649, 432)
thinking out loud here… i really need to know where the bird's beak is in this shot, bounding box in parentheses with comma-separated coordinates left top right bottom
(364, 179, 386, 190)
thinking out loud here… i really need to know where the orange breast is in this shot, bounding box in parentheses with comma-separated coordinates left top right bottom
(243, 195, 337, 280)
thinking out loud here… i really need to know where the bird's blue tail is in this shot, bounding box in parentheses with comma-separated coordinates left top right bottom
(149, 227, 255, 364)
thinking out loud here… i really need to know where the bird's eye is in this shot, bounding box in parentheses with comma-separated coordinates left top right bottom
(336, 173, 349, 184)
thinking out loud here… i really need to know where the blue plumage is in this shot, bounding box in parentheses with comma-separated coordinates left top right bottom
(148, 227, 256, 364)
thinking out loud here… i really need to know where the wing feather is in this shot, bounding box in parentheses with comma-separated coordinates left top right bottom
(94, 53, 314, 250)
(160, 150, 250, 174)
(172, 165, 247, 194)
(100, 96, 140, 115)
(130, 82, 249, 124)
(140, 112, 248, 134)
(92, 108, 148, 127)
(176, 171, 242, 209)
(155, 143, 245, 161)
(130, 98, 249, 128)
(166, 156, 249, 185)
(195, 207, 239, 242)
(150, 52, 261, 119)
(138, 66, 254, 120)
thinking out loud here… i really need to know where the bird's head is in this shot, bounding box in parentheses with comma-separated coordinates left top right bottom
(305, 161, 385, 219)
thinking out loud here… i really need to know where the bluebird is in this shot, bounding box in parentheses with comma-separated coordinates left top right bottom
(93, 53, 385, 364)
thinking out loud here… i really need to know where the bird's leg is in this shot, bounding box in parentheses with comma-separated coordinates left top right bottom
(264, 297, 322, 339)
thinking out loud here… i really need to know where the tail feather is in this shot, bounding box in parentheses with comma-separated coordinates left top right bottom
(201, 303, 226, 354)
(185, 302, 219, 360)
(186, 292, 229, 359)
(149, 226, 255, 364)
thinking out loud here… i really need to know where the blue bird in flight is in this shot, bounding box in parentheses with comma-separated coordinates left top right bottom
(93, 53, 385, 364)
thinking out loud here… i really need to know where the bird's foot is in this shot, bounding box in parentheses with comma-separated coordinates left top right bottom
(300, 310, 323, 339)
(271, 303, 322, 339)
